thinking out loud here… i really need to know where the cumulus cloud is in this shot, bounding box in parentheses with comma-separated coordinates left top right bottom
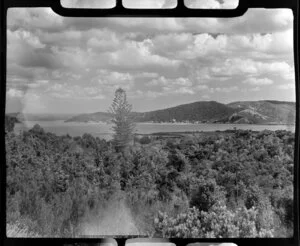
(133, 72, 159, 79)
(150, 31, 293, 63)
(92, 69, 135, 91)
(47, 83, 105, 99)
(40, 30, 83, 47)
(210, 58, 294, 79)
(243, 77, 274, 86)
(7, 29, 45, 49)
(7, 29, 63, 70)
(224, 30, 293, 56)
(148, 76, 192, 87)
(277, 83, 295, 90)
(19, 49, 61, 69)
(5, 7, 295, 113)
(173, 87, 195, 94)
(151, 33, 228, 60)
(213, 86, 239, 93)
(106, 39, 182, 71)
(142, 77, 214, 98)
(145, 76, 200, 96)
(27, 80, 49, 88)
(7, 88, 24, 98)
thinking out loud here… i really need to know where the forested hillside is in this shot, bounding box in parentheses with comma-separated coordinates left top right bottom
(6, 124, 294, 237)
(226, 101, 296, 124)
(64, 112, 112, 123)
(64, 100, 295, 124)
(135, 101, 236, 123)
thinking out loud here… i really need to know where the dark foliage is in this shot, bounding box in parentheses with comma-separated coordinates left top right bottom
(5, 115, 20, 133)
(6, 127, 294, 237)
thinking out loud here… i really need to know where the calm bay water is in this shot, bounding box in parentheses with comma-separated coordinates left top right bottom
(14, 120, 296, 140)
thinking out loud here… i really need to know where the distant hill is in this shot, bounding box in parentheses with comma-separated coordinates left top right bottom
(135, 101, 237, 123)
(15, 100, 294, 125)
(224, 100, 295, 124)
(64, 112, 112, 123)
(65, 101, 237, 123)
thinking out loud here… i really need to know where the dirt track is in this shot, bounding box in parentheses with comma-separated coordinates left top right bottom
(79, 193, 140, 236)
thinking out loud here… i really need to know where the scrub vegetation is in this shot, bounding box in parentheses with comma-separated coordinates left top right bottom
(6, 123, 294, 237)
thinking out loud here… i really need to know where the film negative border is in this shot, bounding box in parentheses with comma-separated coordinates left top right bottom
(0, 1, 299, 246)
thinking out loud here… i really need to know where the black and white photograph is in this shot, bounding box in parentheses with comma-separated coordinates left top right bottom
(5, 0, 295, 238)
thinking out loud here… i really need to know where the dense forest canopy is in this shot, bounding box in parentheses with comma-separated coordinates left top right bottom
(6, 122, 294, 237)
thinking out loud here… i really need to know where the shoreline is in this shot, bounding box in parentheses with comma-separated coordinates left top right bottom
(13, 121, 295, 138)
(134, 128, 294, 136)
(61, 120, 297, 126)
(134, 121, 296, 126)
(13, 127, 295, 139)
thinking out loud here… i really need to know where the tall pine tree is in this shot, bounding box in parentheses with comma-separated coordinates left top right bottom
(109, 88, 135, 151)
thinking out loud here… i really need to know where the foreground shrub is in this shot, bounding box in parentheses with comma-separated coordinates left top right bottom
(154, 201, 274, 238)
(154, 207, 202, 237)
(7, 219, 40, 238)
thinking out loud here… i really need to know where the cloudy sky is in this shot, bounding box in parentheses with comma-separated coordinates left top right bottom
(6, 1, 295, 114)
